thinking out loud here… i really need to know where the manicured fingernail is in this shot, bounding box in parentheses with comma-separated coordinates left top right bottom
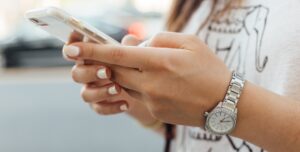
(63, 45, 80, 57)
(120, 104, 128, 111)
(62, 49, 75, 61)
(108, 85, 119, 95)
(97, 68, 108, 79)
(138, 41, 149, 47)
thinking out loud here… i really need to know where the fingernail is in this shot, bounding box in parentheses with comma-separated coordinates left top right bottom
(63, 45, 80, 57)
(120, 104, 128, 111)
(62, 49, 76, 61)
(108, 85, 119, 95)
(97, 68, 108, 79)
(138, 41, 149, 47)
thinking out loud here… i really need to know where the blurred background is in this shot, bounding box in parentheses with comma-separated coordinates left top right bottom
(0, 0, 171, 151)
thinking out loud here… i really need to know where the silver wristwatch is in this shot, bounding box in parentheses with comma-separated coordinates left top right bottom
(204, 71, 245, 135)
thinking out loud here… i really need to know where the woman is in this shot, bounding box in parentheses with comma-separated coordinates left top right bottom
(63, 0, 300, 151)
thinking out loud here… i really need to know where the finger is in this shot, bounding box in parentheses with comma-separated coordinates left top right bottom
(72, 64, 111, 84)
(81, 84, 121, 103)
(88, 80, 113, 88)
(149, 32, 199, 50)
(111, 66, 142, 92)
(121, 35, 142, 46)
(124, 88, 143, 101)
(64, 32, 96, 62)
(82, 60, 110, 66)
(63, 42, 165, 69)
(63, 45, 86, 62)
(90, 101, 128, 115)
(67, 31, 84, 44)
(138, 40, 149, 47)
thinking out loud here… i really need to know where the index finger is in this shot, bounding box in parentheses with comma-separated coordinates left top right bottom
(63, 42, 162, 69)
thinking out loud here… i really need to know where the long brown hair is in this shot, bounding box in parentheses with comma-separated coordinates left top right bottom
(166, 0, 240, 32)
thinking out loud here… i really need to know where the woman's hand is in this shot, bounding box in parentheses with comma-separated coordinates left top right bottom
(63, 32, 300, 152)
(63, 35, 160, 127)
(63, 32, 232, 127)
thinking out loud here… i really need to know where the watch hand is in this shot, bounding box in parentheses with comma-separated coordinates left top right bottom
(220, 117, 226, 122)
(221, 120, 231, 123)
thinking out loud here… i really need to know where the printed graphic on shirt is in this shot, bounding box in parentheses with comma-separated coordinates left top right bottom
(205, 5, 269, 73)
(188, 127, 222, 142)
(225, 135, 265, 152)
(188, 128, 264, 152)
(187, 5, 270, 152)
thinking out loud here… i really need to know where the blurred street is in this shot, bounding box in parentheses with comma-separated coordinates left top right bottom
(0, 0, 170, 151)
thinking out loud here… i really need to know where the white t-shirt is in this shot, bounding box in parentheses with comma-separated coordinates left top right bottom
(173, 0, 300, 151)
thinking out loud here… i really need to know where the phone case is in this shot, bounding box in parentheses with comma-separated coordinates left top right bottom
(25, 7, 119, 44)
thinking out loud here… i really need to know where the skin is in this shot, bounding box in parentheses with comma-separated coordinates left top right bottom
(63, 32, 300, 152)
(67, 34, 164, 132)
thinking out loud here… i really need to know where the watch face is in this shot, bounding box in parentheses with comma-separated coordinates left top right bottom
(206, 108, 236, 135)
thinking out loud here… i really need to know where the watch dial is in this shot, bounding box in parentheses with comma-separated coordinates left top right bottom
(208, 110, 235, 134)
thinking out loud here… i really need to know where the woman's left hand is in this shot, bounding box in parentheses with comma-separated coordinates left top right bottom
(63, 32, 232, 127)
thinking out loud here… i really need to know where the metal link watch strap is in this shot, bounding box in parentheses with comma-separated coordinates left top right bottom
(223, 71, 245, 107)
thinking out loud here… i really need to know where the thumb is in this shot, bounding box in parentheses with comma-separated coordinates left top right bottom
(121, 35, 142, 46)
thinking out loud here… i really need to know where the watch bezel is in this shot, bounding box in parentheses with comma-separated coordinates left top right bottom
(205, 106, 237, 136)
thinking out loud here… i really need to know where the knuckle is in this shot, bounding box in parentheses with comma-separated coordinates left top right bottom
(80, 87, 90, 102)
(71, 65, 80, 83)
(110, 47, 125, 63)
(95, 106, 112, 115)
(160, 56, 174, 70)
(186, 34, 199, 42)
(150, 32, 169, 46)
(99, 110, 110, 115)
(84, 44, 96, 59)
(154, 55, 177, 73)
(98, 89, 109, 100)
(94, 105, 105, 115)
(178, 34, 201, 50)
(155, 32, 169, 39)
(86, 66, 96, 79)
(82, 87, 110, 103)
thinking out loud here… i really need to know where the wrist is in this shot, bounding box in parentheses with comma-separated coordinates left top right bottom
(195, 69, 232, 127)
(231, 82, 300, 152)
(204, 71, 245, 135)
(214, 70, 232, 104)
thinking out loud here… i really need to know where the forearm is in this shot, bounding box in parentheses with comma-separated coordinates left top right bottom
(232, 82, 300, 152)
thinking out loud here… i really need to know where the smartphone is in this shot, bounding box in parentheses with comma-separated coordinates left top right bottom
(25, 7, 120, 45)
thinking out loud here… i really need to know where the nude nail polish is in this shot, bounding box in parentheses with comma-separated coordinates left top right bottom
(97, 68, 108, 79)
(63, 45, 80, 57)
(120, 104, 128, 111)
(108, 85, 118, 95)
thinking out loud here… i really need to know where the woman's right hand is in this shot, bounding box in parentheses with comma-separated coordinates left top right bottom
(64, 34, 160, 128)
